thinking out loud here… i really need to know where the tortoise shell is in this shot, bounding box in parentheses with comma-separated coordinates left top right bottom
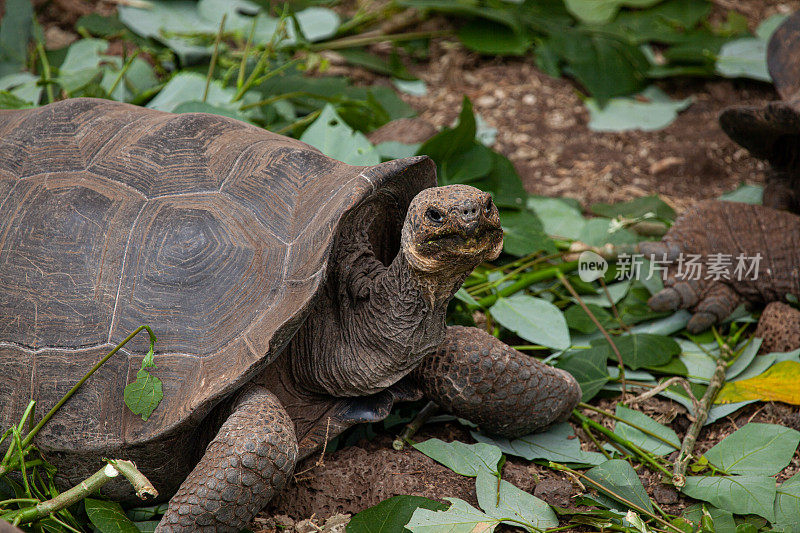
(0, 98, 435, 449)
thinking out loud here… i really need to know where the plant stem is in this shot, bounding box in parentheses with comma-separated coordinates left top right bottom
(35, 42, 55, 104)
(237, 17, 258, 91)
(2, 464, 120, 524)
(393, 401, 439, 450)
(204, 14, 227, 103)
(106, 459, 158, 501)
(578, 403, 679, 451)
(549, 462, 684, 533)
(274, 109, 321, 135)
(672, 356, 727, 487)
(309, 29, 452, 51)
(572, 411, 672, 479)
(471, 261, 577, 309)
(557, 271, 626, 395)
(107, 51, 141, 97)
(581, 421, 613, 460)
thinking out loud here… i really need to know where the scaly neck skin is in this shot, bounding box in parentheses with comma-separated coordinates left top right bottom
(289, 247, 464, 398)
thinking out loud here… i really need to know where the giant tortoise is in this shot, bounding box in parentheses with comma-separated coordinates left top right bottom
(0, 98, 580, 531)
(641, 10, 800, 334)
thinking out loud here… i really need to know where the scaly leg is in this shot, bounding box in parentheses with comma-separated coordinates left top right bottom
(412, 326, 580, 438)
(156, 386, 297, 532)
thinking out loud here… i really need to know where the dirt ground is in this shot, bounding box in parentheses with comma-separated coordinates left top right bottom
(23, 0, 800, 531)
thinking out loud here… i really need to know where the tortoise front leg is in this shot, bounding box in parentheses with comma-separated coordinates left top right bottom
(156, 386, 297, 533)
(412, 326, 580, 438)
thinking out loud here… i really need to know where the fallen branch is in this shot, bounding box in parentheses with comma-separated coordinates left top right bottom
(2, 460, 155, 526)
(672, 357, 727, 487)
(393, 401, 439, 450)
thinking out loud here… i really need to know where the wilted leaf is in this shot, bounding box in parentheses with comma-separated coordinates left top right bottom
(586, 86, 692, 132)
(701, 423, 800, 476)
(556, 346, 611, 402)
(715, 361, 800, 405)
(348, 495, 446, 533)
(406, 498, 499, 532)
(299, 104, 380, 166)
(475, 470, 558, 532)
(412, 439, 502, 477)
(681, 476, 776, 521)
(490, 295, 571, 350)
(613, 405, 680, 456)
(85, 498, 140, 533)
(472, 422, 606, 465)
(585, 459, 654, 514)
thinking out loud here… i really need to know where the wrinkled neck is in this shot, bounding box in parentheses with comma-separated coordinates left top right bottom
(289, 248, 459, 398)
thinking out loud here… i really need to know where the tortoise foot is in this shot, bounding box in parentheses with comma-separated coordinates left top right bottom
(156, 387, 297, 533)
(412, 326, 580, 438)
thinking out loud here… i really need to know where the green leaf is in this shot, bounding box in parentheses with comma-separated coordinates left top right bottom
(472, 422, 606, 465)
(774, 471, 800, 533)
(564, 0, 664, 25)
(591, 333, 680, 370)
(299, 104, 380, 166)
(0, 0, 34, 77)
(490, 295, 571, 350)
(526, 196, 586, 240)
(546, 30, 649, 105)
(556, 346, 611, 402)
(347, 495, 446, 533)
(565, 304, 616, 334)
(0, 90, 33, 109)
(412, 439, 502, 477)
(475, 470, 558, 532)
(457, 19, 531, 56)
(393, 79, 427, 96)
(586, 86, 692, 132)
(471, 153, 528, 209)
(85, 498, 140, 533)
(294, 7, 341, 42)
(499, 208, 556, 257)
(718, 184, 763, 204)
(585, 459, 654, 514)
(146, 72, 239, 112)
(716, 38, 770, 81)
(578, 280, 632, 308)
(613, 405, 680, 456)
(417, 96, 476, 164)
(681, 504, 736, 533)
(406, 498, 499, 533)
(681, 476, 776, 521)
(124, 331, 162, 421)
(76, 13, 128, 37)
(701, 423, 800, 476)
(441, 142, 494, 184)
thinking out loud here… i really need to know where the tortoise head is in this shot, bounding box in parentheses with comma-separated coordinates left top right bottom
(401, 184, 504, 274)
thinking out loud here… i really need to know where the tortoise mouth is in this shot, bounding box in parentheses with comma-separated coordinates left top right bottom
(417, 224, 503, 259)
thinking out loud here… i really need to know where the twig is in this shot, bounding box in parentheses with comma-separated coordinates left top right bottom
(471, 261, 578, 309)
(599, 277, 628, 331)
(106, 459, 158, 501)
(309, 29, 452, 51)
(2, 461, 155, 525)
(627, 377, 701, 414)
(393, 401, 439, 450)
(672, 357, 727, 487)
(557, 271, 626, 396)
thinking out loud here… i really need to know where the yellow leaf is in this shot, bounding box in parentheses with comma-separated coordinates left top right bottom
(715, 360, 800, 405)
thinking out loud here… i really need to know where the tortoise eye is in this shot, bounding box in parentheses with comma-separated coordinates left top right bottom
(426, 207, 445, 223)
